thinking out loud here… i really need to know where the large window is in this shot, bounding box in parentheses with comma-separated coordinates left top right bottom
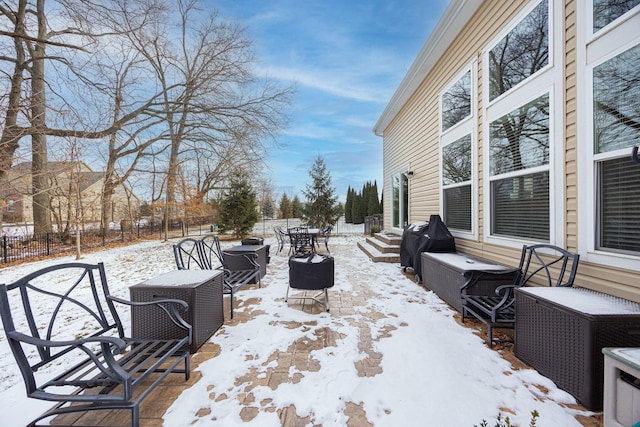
(593, 43, 640, 254)
(488, 0, 549, 101)
(484, 0, 557, 245)
(489, 94, 550, 240)
(440, 67, 475, 234)
(579, 1, 640, 267)
(442, 135, 472, 231)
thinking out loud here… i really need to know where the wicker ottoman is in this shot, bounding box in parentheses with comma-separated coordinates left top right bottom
(515, 287, 640, 410)
(130, 269, 224, 353)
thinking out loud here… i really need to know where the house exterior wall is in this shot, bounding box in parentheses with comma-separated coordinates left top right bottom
(378, 0, 640, 302)
(6, 162, 139, 227)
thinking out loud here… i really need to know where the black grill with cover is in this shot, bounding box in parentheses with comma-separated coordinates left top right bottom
(400, 214, 456, 282)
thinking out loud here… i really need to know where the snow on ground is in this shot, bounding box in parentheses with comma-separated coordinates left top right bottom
(0, 234, 591, 426)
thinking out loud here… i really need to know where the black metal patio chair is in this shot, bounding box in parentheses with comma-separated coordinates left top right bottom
(461, 244, 580, 347)
(174, 235, 260, 319)
(319, 225, 332, 253)
(274, 226, 288, 254)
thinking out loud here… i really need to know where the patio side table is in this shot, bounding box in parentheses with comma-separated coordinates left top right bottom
(515, 287, 640, 411)
(602, 347, 640, 427)
(420, 252, 518, 313)
(130, 269, 224, 353)
(223, 244, 267, 280)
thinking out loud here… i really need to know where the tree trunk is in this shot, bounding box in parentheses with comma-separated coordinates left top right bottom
(31, 0, 51, 234)
(0, 0, 29, 231)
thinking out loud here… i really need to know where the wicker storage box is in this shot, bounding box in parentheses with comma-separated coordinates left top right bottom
(130, 270, 224, 353)
(515, 287, 640, 410)
(420, 252, 518, 312)
(223, 245, 267, 280)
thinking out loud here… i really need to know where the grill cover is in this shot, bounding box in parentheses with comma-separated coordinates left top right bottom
(400, 215, 456, 279)
(289, 253, 334, 290)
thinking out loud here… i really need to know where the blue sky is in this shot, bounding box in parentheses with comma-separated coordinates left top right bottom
(211, 0, 449, 202)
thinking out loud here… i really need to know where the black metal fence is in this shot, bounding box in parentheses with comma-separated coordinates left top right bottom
(0, 216, 215, 265)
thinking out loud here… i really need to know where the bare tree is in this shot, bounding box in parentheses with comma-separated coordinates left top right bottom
(0, 0, 292, 237)
(121, 0, 292, 237)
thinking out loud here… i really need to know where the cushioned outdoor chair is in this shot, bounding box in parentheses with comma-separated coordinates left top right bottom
(461, 244, 580, 347)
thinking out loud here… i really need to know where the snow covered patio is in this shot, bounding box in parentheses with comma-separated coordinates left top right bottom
(0, 235, 602, 426)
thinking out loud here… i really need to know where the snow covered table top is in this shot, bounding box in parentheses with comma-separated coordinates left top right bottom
(135, 269, 222, 288)
(517, 286, 640, 315)
(421, 252, 513, 273)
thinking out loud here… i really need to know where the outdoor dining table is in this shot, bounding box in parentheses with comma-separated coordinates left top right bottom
(287, 227, 321, 252)
(288, 228, 320, 239)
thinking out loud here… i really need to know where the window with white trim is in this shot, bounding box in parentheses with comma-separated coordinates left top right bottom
(488, 0, 549, 101)
(484, 0, 556, 244)
(440, 68, 474, 233)
(578, 1, 640, 267)
(489, 93, 550, 240)
(593, 43, 640, 255)
(442, 70, 471, 132)
(442, 135, 472, 231)
(391, 172, 409, 229)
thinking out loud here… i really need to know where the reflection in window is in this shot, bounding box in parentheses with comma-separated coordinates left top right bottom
(442, 71, 471, 132)
(391, 173, 410, 229)
(593, 42, 640, 255)
(443, 135, 472, 185)
(489, 0, 548, 101)
(489, 92, 550, 241)
(489, 93, 550, 176)
(442, 134, 472, 232)
(593, 43, 640, 154)
(593, 0, 640, 32)
(392, 175, 400, 228)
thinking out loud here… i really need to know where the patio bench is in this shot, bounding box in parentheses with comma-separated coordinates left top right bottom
(0, 262, 192, 427)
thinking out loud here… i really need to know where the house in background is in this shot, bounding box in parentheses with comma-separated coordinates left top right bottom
(374, 1, 639, 301)
(5, 161, 139, 227)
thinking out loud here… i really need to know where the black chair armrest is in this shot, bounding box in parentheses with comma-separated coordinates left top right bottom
(493, 284, 518, 306)
(8, 330, 128, 352)
(222, 251, 260, 270)
(460, 268, 521, 292)
(108, 295, 192, 334)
